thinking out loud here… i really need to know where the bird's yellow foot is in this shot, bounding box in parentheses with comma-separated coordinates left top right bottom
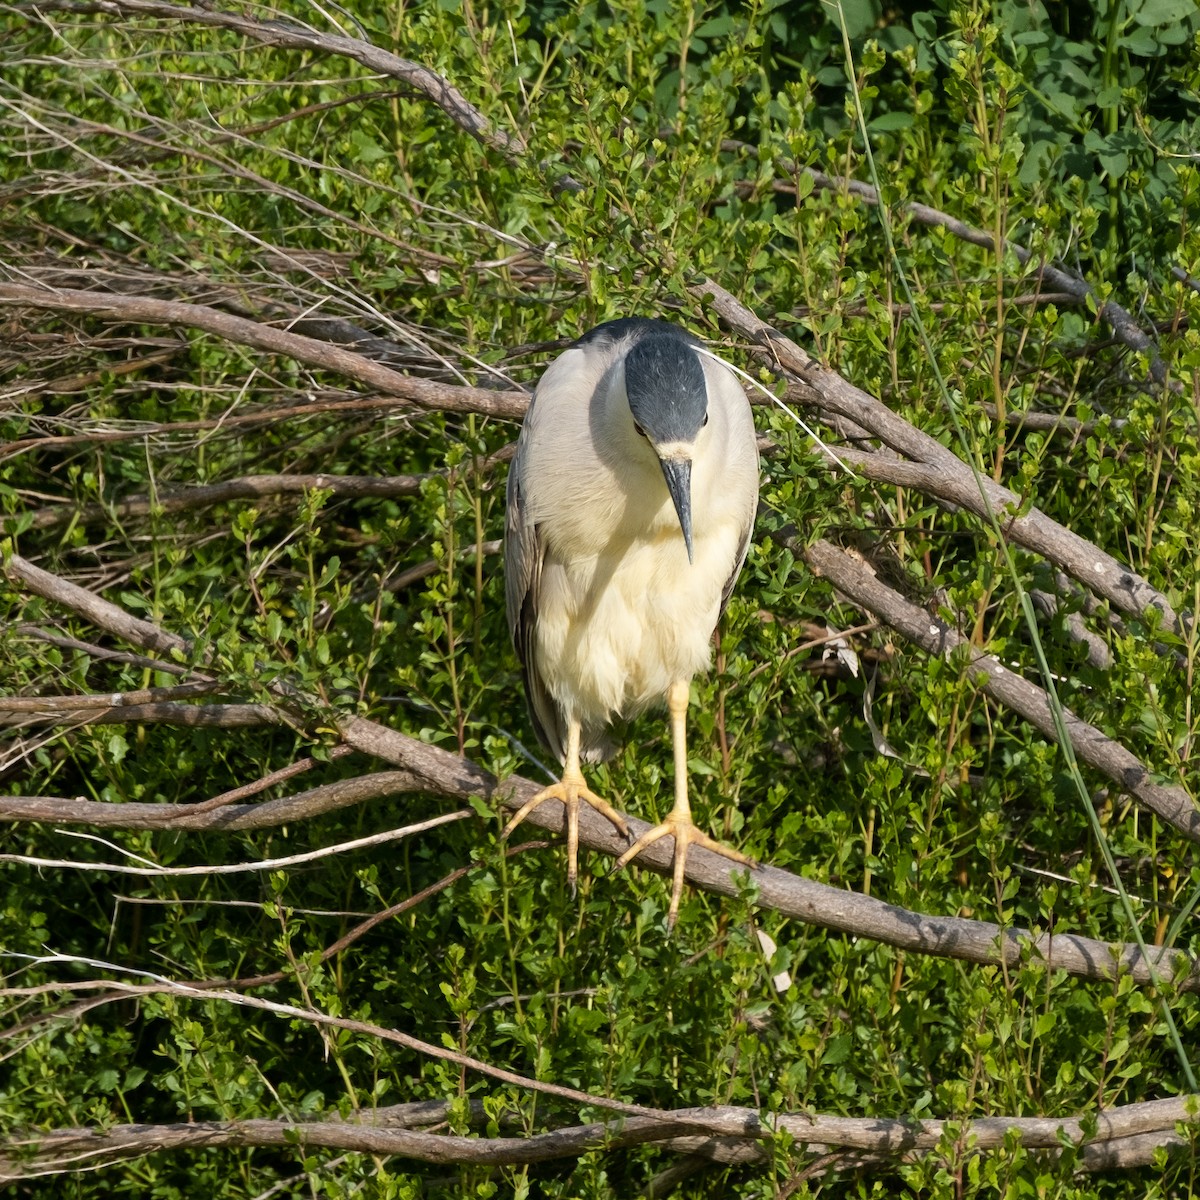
(611, 815, 755, 929)
(502, 773, 630, 893)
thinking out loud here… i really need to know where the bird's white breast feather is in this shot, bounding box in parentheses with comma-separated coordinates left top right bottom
(519, 343, 757, 731)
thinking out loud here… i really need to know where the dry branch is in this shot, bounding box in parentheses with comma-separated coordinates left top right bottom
(3, 101, 456, 264)
(1, 1084, 1196, 1179)
(352, 711, 1200, 992)
(799, 536, 1199, 841)
(0, 284, 530, 421)
(17, 0, 527, 160)
(9, 748, 1190, 992)
(3, 550, 1196, 992)
(14, 625, 197, 676)
(1, 9, 1191, 1188)
(980, 402, 1124, 438)
(0, 770, 420, 830)
(181, 743, 358, 812)
(0, 811, 470, 876)
(694, 277, 1182, 633)
(0, 701, 280, 729)
(10, 1, 1168, 387)
(25, 472, 428, 530)
(6, 555, 193, 658)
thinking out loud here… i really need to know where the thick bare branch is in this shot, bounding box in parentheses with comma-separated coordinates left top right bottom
(0, 771, 420, 831)
(798, 537, 1199, 841)
(3, 551, 1197, 992)
(5, 555, 193, 659)
(1, 1090, 1195, 1179)
(0, 284, 530, 421)
(694, 277, 1181, 633)
(0, 702, 280, 729)
(339, 718, 1200, 994)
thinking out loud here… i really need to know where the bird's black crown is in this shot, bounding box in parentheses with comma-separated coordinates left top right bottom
(614, 325, 708, 446)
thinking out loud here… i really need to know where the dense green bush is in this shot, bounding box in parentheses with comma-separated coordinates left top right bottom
(1, 0, 1198, 1194)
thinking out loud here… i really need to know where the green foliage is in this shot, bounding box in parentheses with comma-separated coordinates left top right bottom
(1, 0, 1199, 1195)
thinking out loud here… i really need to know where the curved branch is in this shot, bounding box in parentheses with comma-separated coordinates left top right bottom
(0, 811, 470, 876)
(18, 0, 526, 159)
(1, 970, 669, 1120)
(3, 550, 1198, 993)
(1, 1092, 1196, 1179)
(694, 277, 1181, 634)
(0, 284, 530, 421)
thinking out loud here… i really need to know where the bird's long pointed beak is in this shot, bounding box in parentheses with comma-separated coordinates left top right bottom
(658, 457, 694, 563)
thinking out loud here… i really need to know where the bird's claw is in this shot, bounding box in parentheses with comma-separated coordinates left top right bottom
(611, 815, 756, 929)
(502, 775, 629, 891)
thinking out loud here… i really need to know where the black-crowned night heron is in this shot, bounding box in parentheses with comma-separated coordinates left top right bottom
(503, 317, 759, 925)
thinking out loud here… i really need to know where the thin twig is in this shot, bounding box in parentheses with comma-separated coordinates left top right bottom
(14, 0, 527, 160)
(0, 810, 471, 875)
(24, 472, 428, 530)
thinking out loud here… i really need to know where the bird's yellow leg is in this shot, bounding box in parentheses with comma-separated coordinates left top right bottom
(612, 679, 755, 927)
(502, 718, 629, 892)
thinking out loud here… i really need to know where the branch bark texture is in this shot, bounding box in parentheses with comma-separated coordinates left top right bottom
(3, 1094, 1196, 1179)
(3, 551, 1196, 993)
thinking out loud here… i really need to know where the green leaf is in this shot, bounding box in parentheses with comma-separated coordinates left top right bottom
(821, 1035, 852, 1065)
(868, 112, 913, 132)
(1130, 0, 1198, 26)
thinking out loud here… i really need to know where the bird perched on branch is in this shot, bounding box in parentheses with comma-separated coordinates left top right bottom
(503, 317, 759, 925)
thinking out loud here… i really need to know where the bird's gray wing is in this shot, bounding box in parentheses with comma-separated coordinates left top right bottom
(708, 357, 760, 624)
(504, 436, 564, 760)
(718, 501, 757, 622)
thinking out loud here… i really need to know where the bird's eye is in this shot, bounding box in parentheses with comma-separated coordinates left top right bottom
(702, 412, 709, 427)
(633, 422, 645, 437)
